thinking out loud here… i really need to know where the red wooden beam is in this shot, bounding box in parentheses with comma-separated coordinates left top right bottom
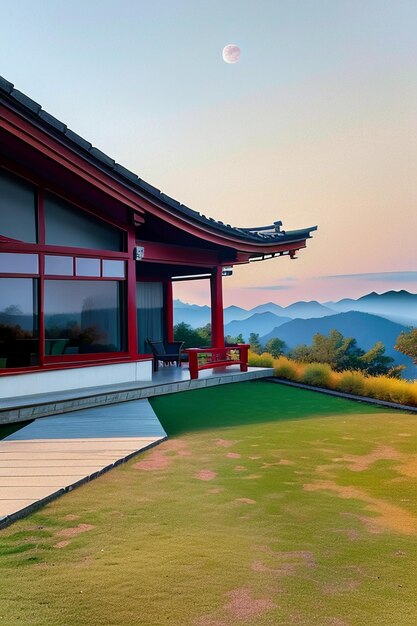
(136, 240, 223, 266)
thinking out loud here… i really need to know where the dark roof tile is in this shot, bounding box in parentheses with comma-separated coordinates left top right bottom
(180, 204, 200, 216)
(38, 109, 67, 133)
(11, 89, 41, 113)
(64, 128, 92, 151)
(159, 193, 181, 208)
(113, 163, 139, 181)
(0, 76, 13, 93)
(137, 179, 161, 196)
(89, 147, 115, 167)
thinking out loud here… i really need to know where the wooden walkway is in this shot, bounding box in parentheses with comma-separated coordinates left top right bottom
(0, 399, 166, 528)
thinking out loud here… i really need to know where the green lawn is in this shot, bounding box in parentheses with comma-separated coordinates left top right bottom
(0, 381, 416, 626)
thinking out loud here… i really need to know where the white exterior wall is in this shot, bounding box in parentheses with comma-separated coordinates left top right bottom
(0, 360, 153, 400)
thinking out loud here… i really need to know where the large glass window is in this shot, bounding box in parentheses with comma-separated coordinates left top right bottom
(0, 169, 37, 242)
(44, 280, 126, 354)
(44, 192, 124, 251)
(0, 278, 38, 368)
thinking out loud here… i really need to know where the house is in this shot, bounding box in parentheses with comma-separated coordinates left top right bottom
(0, 76, 316, 399)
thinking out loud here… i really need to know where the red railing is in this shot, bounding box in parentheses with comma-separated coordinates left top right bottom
(184, 345, 249, 380)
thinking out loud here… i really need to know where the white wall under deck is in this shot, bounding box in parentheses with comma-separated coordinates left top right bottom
(0, 360, 153, 400)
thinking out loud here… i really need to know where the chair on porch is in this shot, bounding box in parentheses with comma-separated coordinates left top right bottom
(147, 339, 184, 372)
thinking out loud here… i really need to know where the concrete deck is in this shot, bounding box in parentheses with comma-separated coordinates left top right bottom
(0, 365, 274, 424)
(0, 399, 166, 528)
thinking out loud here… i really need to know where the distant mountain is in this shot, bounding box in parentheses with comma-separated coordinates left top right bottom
(174, 299, 209, 312)
(173, 303, 210, 328)
(224, 312, 292, 342)
(249, 302, 286, 316)
(283, 300, 335, 319)
(260, 311, 416, 379)
(326, 290, 417, 326)
(224, 305, 251, 323)
(174, 299, 336, 328)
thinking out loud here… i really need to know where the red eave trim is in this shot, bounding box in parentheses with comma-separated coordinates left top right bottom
(135, 193, 310, 253)
(137, 240, 222, 266)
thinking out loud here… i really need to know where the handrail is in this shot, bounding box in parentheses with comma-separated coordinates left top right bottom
(184, 345, 249, 380)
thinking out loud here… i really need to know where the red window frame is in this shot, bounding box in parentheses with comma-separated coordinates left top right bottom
(0, 164, 136, 375)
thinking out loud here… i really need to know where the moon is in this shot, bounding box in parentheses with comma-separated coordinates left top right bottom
(222, 44, 241, 64)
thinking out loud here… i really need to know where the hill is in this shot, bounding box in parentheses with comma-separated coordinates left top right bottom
(260, 311, 416, 379)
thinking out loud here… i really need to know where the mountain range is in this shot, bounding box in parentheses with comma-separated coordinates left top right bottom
(174, 290, 417, 379)
(174, 290, 417, 329)
(325, 290, 417, 326)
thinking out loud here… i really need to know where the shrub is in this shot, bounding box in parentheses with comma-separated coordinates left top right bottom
(248, 353, 417, 408)
(364, 376, 417, 406)
(337, 371, 366, 396)
(274, 356, 301, 381)
(362, 376, 391, 402)
(248, 351, 274, 368)
(301, 363, 333, 388)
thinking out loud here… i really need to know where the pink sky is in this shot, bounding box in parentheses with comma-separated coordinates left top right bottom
(3, 1, 416, 308)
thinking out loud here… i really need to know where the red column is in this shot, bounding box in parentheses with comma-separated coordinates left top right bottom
(210, 267, 224, 348)
(165, 280, 174, 342)
(127, 225, 138, 357)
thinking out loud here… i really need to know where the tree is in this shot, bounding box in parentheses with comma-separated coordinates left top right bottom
(225, 332, 244, 345)
(265, 337, 286, 358)
(174, 322, 212, 348)
(395, 329, 417, 364)
(289, 329, 399, 376)
(360, 341, 396, 376)
(291, 329, 363, 370)
(249, 332, 263, 355)
(289, 344, 311, 362)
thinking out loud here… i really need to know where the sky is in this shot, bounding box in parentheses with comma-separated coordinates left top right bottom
(1, 0, 416, 307)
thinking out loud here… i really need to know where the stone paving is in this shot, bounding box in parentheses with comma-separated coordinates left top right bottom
(0, 399, 166, 527)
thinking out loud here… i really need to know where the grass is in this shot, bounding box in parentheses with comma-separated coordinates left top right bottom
(249, 352, 417, 407)
(0, 381, 416, 625)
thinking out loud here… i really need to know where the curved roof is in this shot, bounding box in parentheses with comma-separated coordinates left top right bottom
(0, 75, 317, 249)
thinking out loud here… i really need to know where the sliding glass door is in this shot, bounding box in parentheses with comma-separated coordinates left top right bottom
(136, 282, 163, 354)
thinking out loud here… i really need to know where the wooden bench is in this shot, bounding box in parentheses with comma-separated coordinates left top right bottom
(184, 345, 249, 380)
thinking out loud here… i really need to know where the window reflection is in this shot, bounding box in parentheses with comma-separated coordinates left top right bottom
(0, 169, 37, 243)
(0, 279, 38, 368)
(102, 259, 125, 278)
(44, 280, 126, 354)
(0, 253, 39, 274)
(44, 192, 124, 251)
(44, 255, 73, 276)
(75, 257, 100, 277)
